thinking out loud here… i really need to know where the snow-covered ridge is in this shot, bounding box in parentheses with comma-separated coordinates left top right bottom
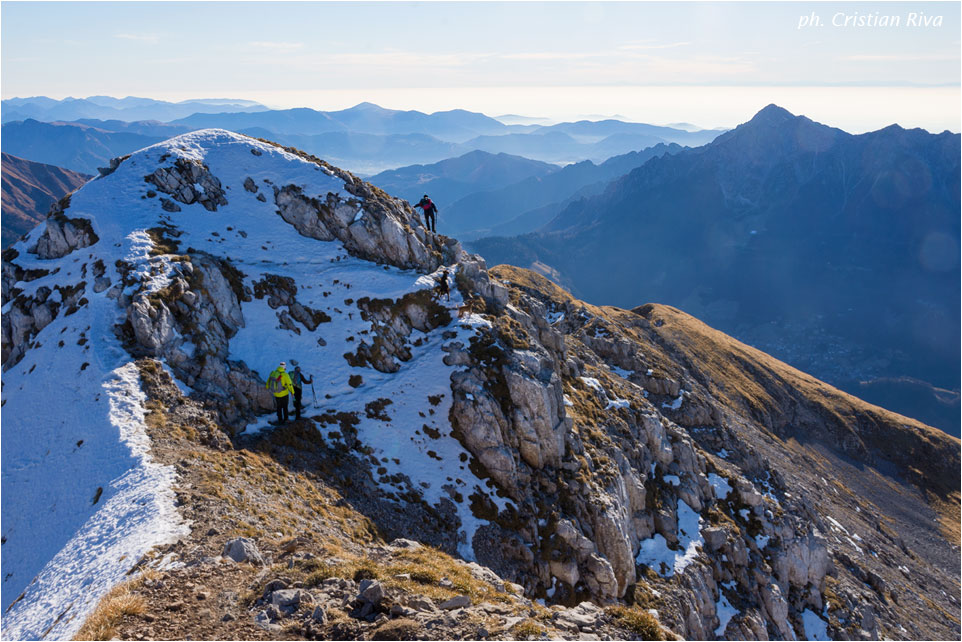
(1, 129, 492, 638)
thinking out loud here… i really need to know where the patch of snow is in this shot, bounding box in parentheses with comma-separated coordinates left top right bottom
(159, 360, 192, 396)
(755, 534, 770, 549)
(563, 395, 574, 407)
(546, 310, 565, 324)
(708, 473, 733, 499)
(635, 499, 704, 577)
(546, 577, 558, 598)
(844, 537, 863, 554)
(825, 516, 849, 535)
(606, 397, 630, 410)
(663, 474, 681, 486)
(717, 448, 730, 459)
(714, 591, 738, 636)
(353, 209, 365, 223)
(739, 509, 751, 521)
(661, 393, 684, 410)
(646, 369, 654, 376)
(2, 360, 188, 640)
(801, 609, 831, 641)
(608, 364, 634, 379)
(580, 377, 605, 394)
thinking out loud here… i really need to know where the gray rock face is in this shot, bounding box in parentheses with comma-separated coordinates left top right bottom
(222, 537, 264, 564)
(145, 158, 228, 211)
(272, 180, 457, 274)
(31, 213, 99, 260)
(269, 588, 311, 610)
(358, 579, 385, 605)
(438, 595, 471, 610)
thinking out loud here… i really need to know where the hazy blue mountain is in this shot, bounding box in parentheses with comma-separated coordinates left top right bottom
(172, 103, 509, 142)
(322, 102, 509, 141)
(1, 153, 90, 247)
(3, 100, 726, 176)
(234, 130, 464, 176)
(1, 96, 267, 124)
(493, 114, 554, 126)
(71, 119, 194, 137)
(0, 117, 463, 176)
(535, 119, 724, 146)
(172, 107, 347, 136)
(458, 131, 592, 164)
(471, 105, 961, 435)
(367, 150, 558, 208)
(0, 119, 164, 174)
(445, 143, 683, 238)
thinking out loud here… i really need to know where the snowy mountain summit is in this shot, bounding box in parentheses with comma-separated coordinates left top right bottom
(2, 130, 959, 641)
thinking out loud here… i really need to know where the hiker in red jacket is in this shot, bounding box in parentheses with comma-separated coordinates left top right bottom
(415, 195, 438, 233)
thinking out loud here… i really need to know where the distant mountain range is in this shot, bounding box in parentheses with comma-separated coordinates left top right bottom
(1, 98, 724, 174)
(441, 143, 684, 239)
(367, 144, 686, 240)
(368, 150, 558, 208)
(1, 119, 168, 175)
(1, 153, 90, 247)
(170, 102, 509, 142)
(471, 105, 961, 435)
(1, 95, 266, 124)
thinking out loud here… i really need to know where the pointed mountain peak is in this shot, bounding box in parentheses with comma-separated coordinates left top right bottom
(748, 104, 796, 125)
(351, 101, 388, 111)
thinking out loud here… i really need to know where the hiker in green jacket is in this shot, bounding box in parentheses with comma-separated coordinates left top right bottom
(266, 361, 295, 424)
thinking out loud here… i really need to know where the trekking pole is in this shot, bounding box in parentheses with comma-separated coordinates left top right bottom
(312, 382, 319, 408)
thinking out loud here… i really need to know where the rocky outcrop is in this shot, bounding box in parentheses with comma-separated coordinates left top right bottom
(116, 250, 276, 428)
(144, 158, 228, 211)
(273, 183, 451, 273)
(1, 273, 87, 368)
(30, 211, 99, 260)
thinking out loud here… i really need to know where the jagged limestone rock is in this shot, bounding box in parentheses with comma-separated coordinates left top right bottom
(223, 537, 264, 564)
(31, 214, 99, 260)
(145, 158, 228, 211)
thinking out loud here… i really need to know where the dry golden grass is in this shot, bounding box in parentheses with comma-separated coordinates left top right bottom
(926, 490, 961, 545)
(73, 579, 147, 640)
(252, 540, 518, 614)
(605, 605, 664, 640)
(510, 618, 547, 639)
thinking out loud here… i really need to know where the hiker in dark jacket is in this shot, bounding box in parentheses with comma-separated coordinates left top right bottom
(290, 365, 314, 420)
(415, 195, 438, 233)
(435, 269, 450, 302)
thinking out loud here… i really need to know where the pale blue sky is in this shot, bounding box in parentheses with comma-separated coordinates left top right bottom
(2, 1, 960, 131)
